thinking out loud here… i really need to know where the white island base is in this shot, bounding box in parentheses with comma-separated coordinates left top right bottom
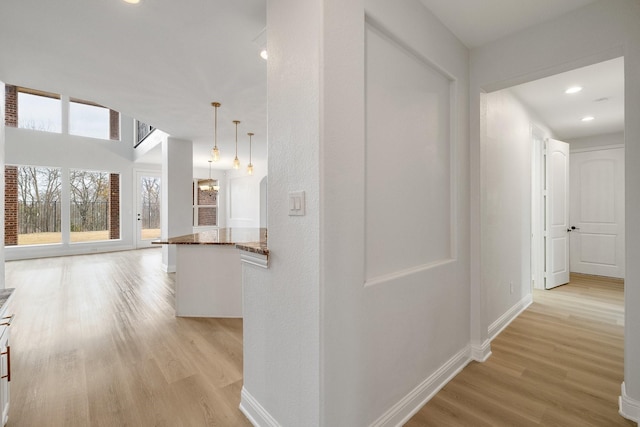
(175, 244, 243, 317)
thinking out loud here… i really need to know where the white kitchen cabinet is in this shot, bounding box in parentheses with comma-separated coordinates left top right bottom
(0, 315, 12, 426)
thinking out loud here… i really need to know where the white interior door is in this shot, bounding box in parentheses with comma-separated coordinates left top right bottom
(135, 171, 161, 248)
(569, 147, 625, 278)
(545, 138, 570, 289)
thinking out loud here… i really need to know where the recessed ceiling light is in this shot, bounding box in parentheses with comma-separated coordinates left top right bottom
(260, 49, 268, 60)
(123, 0, 140, 4)
(565, 86, 583, 94)
(581, 116, 595, 122)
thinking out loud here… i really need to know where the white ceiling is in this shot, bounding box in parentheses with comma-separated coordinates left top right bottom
(418, 0, 599, 48)
(0, 0, 267, 170)
(0, 0, 622, 168)
(508, 57, 624, 140)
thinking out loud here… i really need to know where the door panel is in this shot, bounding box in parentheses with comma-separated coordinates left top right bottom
(546, 139, 570, 289)
(136, 172, 161, 248)
(569, 148, 624, 278)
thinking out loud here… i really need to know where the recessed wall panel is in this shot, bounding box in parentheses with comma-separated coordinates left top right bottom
(552, 237, 567, 274)
(580, 234, 616, 265)
(579, 159, 615, 223)
(365, 24, 452, 283)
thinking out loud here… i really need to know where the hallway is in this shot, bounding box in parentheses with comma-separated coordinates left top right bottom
(408, 274, 632, 426)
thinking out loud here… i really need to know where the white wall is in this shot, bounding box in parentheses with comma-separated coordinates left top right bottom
(470, 0, 640, 421)
(482, 89, 556, 327)
(225, 166, 266, 229)
(242, 0, 471, 425)
(567, 131, 624, 150)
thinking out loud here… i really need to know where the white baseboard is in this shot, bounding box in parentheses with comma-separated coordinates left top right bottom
(470, 339, 492, 362)
(488, 293, 533, 341)
(240, 387, 280, 427)
(161, 263, 176, 273)
(369, 345, 471, 427)
(619, 382, 640, 423)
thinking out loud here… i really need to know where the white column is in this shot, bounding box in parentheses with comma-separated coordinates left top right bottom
(60, 95, 70, 135)
(622, 42, 640, 422)
(161, 137, 193, 272)
(240, 0, 323, 424)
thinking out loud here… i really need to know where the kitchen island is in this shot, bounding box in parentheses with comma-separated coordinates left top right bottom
(154, 228, 267, 317)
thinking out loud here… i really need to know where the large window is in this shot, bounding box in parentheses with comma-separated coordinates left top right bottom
(69, 99, 111, 139)
(6, 165, 63, 245)
(5, 85, 120, 140)
(70, 170, 118, 242)
(17, 89, 62, 133)
(5, 166, 120, 246)
(194, 179, 218, 227)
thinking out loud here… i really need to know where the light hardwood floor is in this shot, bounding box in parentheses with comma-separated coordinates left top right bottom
(5, 249, 251, 427)
(407, 274, 634, 426)
(5, 251, 634, 426)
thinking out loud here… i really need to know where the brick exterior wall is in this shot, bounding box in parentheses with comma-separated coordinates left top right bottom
(5, 85, 17, 127)
(109, 109, 119, 141)
(197, 188, 218, 226)
(108, 173, 120, 239)
(5, 166, 18, 246)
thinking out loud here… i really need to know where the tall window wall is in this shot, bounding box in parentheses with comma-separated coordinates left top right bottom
(5, 166, 120, 246)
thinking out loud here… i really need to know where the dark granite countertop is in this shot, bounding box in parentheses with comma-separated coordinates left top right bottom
(154, 228, 268, 254)
(235, 241, 269, 256)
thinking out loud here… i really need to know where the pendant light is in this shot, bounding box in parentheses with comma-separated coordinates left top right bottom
(232, 120, 241, 169)
(211, 102, 221, 162)
(199, 160, 219, 192)
(247, 132, 254, 175)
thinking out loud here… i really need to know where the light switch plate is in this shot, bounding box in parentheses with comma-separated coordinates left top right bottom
(288, 191, 305, 216)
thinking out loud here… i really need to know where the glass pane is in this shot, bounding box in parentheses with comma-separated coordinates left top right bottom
(70, 170, 110, 242)
(18, 92, 62, 133)
(198, 207, 217, 226)
(69, 101, 110, 139)
(15, 166, 62, 245)
(140, 176, 161, 240)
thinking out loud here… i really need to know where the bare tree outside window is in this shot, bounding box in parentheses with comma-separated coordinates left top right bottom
(69, 170, 111, 242)
(141, 176, 161, 231)
(15, 166, 62, 245)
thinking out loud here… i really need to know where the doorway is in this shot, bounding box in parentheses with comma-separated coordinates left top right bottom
(515, 57, 626, 290)
(135, 171, 161, 248)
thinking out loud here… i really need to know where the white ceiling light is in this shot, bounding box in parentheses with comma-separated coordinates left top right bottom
(260, 49, 268, 60)
(565, 86, 583, 94)
(581, 116, 595, 122)
(122, 0, 140, 4)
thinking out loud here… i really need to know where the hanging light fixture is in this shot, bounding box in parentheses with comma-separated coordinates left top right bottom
(199, 160, 219, 192)
(211, 102, 221, 162)
(246, 132, 254, 175)
(232, 120, 241, 169)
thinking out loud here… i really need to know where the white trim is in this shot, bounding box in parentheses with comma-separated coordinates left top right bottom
(161, 263, 175, 273)
(470, 339, 492, 362)
(569, 143, 624, 154)
(489, 293, 533, 341)
(240, 387, 281, 427)
(364, 258, 455, 288)
(240, 251, 269, 268)
(619, 382, 640, 423)
(369, 345, 471, 427)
